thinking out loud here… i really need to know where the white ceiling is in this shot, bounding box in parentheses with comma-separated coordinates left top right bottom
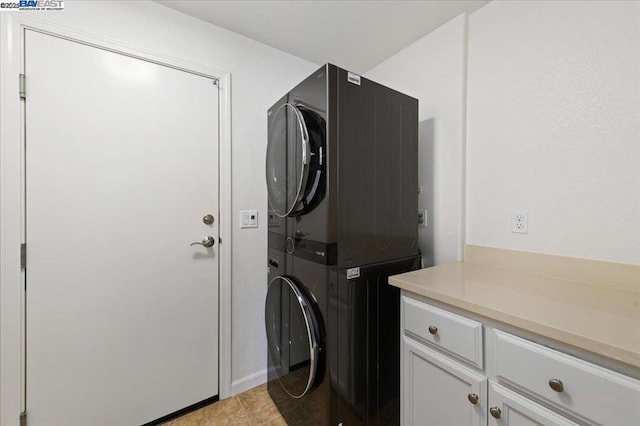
(157, 0, 489, 74)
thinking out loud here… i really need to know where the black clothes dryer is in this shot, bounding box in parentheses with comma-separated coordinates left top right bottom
(266, 64, 419, 268)
(266, 64, 421, 425)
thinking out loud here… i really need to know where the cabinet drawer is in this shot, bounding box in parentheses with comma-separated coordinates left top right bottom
(402, 295, 483, 368)
(493, 330, 640, 425)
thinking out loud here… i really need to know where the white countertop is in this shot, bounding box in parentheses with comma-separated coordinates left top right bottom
(389, 246, 640, 368)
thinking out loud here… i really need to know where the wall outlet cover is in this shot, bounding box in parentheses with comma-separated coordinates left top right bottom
(418, 209, 428, 228)
(512, 209, 528, 234)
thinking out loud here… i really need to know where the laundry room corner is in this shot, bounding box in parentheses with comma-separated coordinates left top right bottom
(365, 13, 469, 268)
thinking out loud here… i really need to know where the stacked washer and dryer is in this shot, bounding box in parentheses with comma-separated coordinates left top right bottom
(265, 64, 420, 425)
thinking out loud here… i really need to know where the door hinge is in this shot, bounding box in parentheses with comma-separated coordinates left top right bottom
(20, 243, 26, 269)
(20, 410, 26, 426)
(19, 74, 26, 99)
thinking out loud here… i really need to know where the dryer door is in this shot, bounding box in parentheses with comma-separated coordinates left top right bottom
(266, 103, 325, 217)
(265, 276, 322, 398)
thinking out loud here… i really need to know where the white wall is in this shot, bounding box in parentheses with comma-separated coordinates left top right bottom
(466, 0, 640, 264)
(15, 0, 318, 393)
(367, 1, 640, 266)
(366, 14, 468, 266)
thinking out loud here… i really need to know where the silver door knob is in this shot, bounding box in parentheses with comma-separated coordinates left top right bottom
(202, 214, 215, 225)
(190, 236, 215, 247)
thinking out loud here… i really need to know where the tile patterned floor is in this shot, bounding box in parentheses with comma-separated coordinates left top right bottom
(163, 383, 288, 426)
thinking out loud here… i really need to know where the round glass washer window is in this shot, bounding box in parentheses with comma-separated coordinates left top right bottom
(266, 103, 310, 217)
(265, 276, 319, 398)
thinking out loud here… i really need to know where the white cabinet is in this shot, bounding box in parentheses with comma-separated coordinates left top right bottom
(487, 381, 578, 426)
(492, 330, 640, 424)
(400, 292, 640, 426)
(402, 336, 486, 426)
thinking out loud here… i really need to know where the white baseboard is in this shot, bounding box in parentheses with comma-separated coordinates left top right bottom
(230, 368, 268, 396)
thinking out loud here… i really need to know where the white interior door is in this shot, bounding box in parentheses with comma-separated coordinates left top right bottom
(25, 29, 219, 426)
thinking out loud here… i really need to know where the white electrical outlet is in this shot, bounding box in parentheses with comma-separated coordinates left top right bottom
(512, 210, 528, 234)
(418, 209, 428, 228)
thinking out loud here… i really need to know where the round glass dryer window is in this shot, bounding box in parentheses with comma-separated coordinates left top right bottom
(265, 276, 321, 398)
(266, 103, 312, 217)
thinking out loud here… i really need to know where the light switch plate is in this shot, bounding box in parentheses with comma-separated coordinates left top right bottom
(240, 210, 258, 229)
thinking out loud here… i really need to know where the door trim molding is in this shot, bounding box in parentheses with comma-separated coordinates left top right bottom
(0, 12, 25, 426)
(0, 12, 233, 425)
(218, 68, 233, 402)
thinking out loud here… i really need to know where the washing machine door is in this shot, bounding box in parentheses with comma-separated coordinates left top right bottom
(265, 276, 322, 398)
(266, 103, 325, 217)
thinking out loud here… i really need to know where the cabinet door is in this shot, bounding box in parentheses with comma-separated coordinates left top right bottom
(488, 381, 578, 426)
(402, 336, 486, 426)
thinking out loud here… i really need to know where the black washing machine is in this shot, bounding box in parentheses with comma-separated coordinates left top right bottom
(266, 251, 332, 425)
(266, 64, 420, 425)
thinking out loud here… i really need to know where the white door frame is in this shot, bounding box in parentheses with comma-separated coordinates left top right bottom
(0, 12, 233, 426)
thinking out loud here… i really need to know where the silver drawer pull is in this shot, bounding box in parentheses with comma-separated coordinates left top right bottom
(467, 393, 478, 405)
(428, 325, 438, 335)
(548, 378, 564, 392)
(489, 407, 502, 419)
